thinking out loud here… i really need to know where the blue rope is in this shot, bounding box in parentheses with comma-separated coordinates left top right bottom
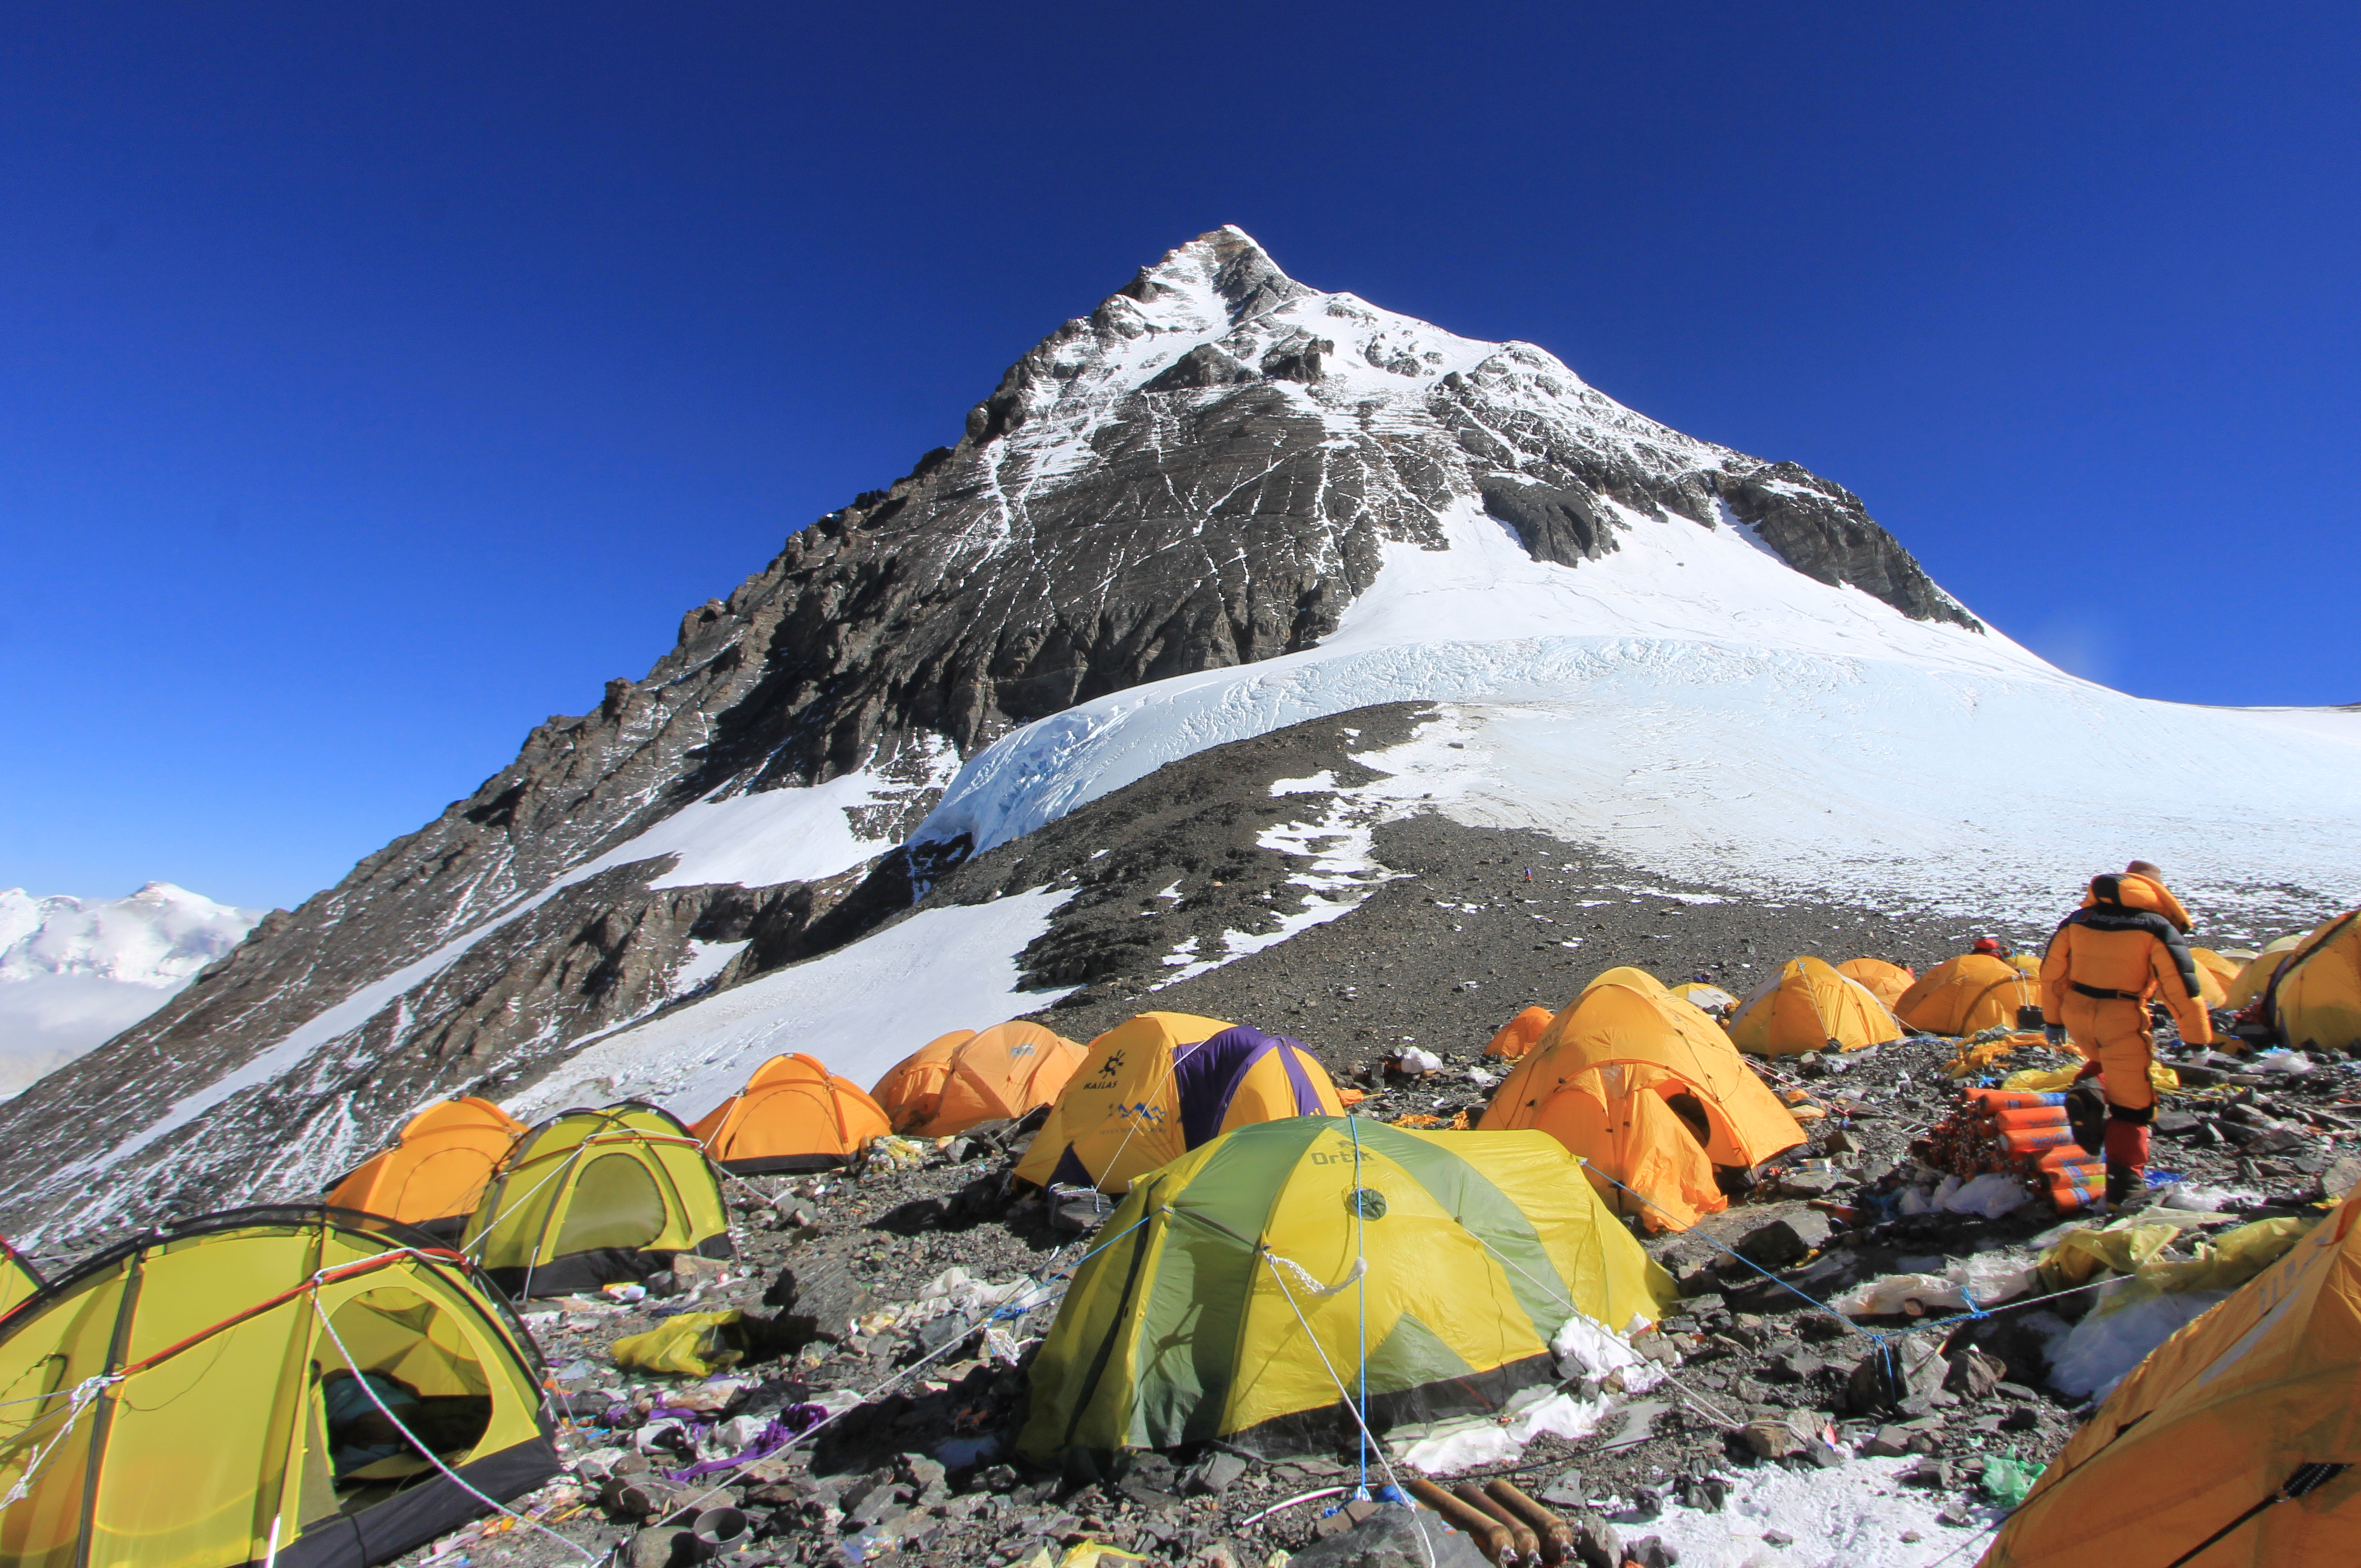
(1347, 1112, 1370, 1501)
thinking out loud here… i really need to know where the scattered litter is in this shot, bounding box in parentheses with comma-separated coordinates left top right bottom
(1392, 1385, 1613, 1474)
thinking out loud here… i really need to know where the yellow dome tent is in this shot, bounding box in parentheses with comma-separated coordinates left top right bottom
(1014, 1014, 1345, 1194)
(1895, 954, 2043, 1037)
(2226, 935, 2305, 1011)
(1483, 1006, 1555, 1060)
(690, 1054, 890, 1172)
(462, 1103, 731, 1298)
(1835, 958, 1915, 1010)
(1480, 968, 1805, 1231)
(1981, 1191, 2361, 1566)
(0, 1236, 39, 1325)
(0, 1207, 554, 1568)
(2267, 910, 2361, 1054)
(1727, 957, 1903, 1055)
(1018, 1117, 1673, 1462)
(871, 1022, 1088, 1136)
(325, 1097, 528, 1238)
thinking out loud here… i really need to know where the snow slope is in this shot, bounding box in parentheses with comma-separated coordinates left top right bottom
(503, 890, 1076, 1122)
(917, 492, 2361, 929)
(0, 883, 262, 1096)
(47, 759, 954, 1197)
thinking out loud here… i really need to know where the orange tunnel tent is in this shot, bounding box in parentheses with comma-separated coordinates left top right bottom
(871, 1021, 1088, 1137)
(691, 1054, 891, 1174)
(1481, 966, 1807, 1230)
(1727, 956, 1904, 1055)
(1483, 1006, 1555, 1060)
(1836, 958, 1915, 1011)
(324, 1096, 529, 1239)
(1895, 954, 2042, 1037)
(1981, 1191, 2361, 1566)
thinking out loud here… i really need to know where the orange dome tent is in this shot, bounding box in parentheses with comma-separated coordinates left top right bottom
(1836, 958, 1915, 1010)
(1895, 954, 2042, 1037)
(324, 1095, 528, 1237)
(1981, 1190, 2361, 1566)
(1483, 1006, 1555, 1060)
(871, 1021, 1088, 1136)
(691, 1054, 890, 1173)
(2187, 947, 2239, 1009)
(1727, 956, 1903, 1056)
(1481, 967, 1806, 1230)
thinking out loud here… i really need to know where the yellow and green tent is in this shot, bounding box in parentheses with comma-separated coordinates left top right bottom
(1019, 1117, 1672, 1461)
(0, 1237, 40, 1325)
(0, 1206, 554, 1568)
(460, 1102, 730, 1299)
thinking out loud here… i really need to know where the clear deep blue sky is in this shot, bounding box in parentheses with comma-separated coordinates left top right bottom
(5, 3, 2356, 911)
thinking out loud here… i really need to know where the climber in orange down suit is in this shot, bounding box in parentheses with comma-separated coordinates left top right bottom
(2039, 861, 2213, 1204)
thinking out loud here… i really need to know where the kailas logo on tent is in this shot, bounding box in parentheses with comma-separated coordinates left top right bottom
(1090, 1050, 1129, 1082)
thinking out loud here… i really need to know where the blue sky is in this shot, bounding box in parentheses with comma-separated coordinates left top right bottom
(4, 2, 2355, 911)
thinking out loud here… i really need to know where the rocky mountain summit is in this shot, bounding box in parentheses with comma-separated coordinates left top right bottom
(0, 228, 1979, 1240)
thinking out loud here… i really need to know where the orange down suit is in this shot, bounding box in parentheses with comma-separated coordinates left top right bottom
(2039, 872, 2213, 1115)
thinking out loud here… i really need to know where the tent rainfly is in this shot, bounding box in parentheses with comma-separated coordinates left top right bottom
(0, 1206, 554, 1568)
(325, 1097, 528, 1239)
(1015, 1015, 1344, 1194)
(462, 1103, 731, 1298)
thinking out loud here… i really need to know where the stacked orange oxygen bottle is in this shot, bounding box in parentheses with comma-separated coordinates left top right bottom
(1964, 1089, 2106, 1211)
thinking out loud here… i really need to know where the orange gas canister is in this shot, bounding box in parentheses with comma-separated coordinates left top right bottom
(1966, 1090, 2068, 1115)
(1998, 1124, 2078, 1156)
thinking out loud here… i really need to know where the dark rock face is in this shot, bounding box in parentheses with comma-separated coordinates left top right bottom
(1717, 462, 1980, 630)
(0, 226, 1979, 1242)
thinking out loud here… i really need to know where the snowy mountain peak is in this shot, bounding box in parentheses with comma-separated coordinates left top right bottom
(0, 882, 263, 988)
(0, 228, 2032, 1235)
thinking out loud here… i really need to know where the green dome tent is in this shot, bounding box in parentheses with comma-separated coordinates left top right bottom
(1020, 1117, 1672, 1463)
(460, 1103, 732, 1299)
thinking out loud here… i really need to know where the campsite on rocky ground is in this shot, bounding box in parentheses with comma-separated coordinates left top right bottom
(6, 220, 2361, 1568)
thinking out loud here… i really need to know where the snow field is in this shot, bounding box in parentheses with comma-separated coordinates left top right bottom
(916, 494, 2361, 927)
(502, 890, 1078, 1122)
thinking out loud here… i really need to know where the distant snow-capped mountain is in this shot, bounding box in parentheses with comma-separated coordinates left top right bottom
(0, 883, 262, 1096)
(4, 227, 2357, 1245)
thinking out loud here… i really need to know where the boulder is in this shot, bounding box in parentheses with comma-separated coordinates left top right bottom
(763, 1256, 876, 1344)
(1735, 1210, 1833, 1270)
(1847, 1336, 1949, 1415)
(1185, 1452, 1251, 1496)
(1285, 1505, 1488, 1568)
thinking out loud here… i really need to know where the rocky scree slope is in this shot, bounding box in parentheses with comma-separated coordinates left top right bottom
(0, 227, 1970, 1241)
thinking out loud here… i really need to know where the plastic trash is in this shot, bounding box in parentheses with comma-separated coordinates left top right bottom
(1396, 1047, 1445, 1075)
(1939, 1171, 2033, 1219)
(2038, 1222, 2184, 1290)
(601, 1282, 647, 1304)
(610, 1310, 747, 1376)
(1550, 1313, 1663, 1392)
(1982, 1454, 2039, 1509)
(1832, 1253, 2038, 1317)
